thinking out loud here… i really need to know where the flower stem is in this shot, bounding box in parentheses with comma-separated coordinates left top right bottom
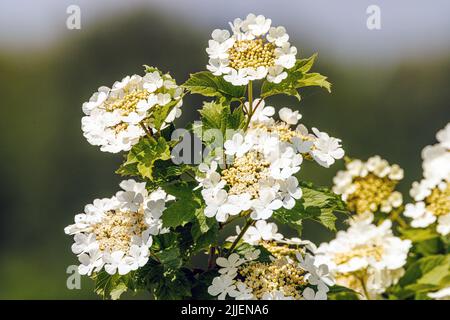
(140, 122, 153, 139)
(390, 206, 408, 229)
(226, 218, 255, 257)
(207, 246, 216, 269)
(244, 81, 254, 130)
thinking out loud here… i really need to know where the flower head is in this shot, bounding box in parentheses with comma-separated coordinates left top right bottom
(315, 217, 411, 299)
(206, 14, 296, 85)
(82, 69, 182, 153)
(65, 180, 173, 276)
(209, 241, 332, 300)
(333, 156, 404, 217)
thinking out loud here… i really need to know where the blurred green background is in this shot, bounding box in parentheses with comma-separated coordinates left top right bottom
(0, 0, 449, 299)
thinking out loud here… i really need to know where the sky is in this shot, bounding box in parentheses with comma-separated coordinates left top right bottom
(0, 0, 449, 63)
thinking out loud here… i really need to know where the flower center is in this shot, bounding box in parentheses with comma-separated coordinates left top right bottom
(237, 242, 306, 299)
(105, 89, 150, 116)
(333, 244, 384, 265)
(221, 151, 270, 197)
(425, 182, 450, 217)
(346, 174, 397, 214)
(93, 208, 147, 253)
(228, 38, 276, 69)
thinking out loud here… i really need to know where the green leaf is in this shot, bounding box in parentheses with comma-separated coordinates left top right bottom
(191, 270, 218, 300)
(93, 271, 135, 300)
(152, 269, 193, 300)
(273, 181, 346, 234)
(399, 255, 444, 286)
(149, 99, 181, 131)
(260, 55, 331, 100)
(116, 136, 171, 180)
(235, 243, 273, 263)
(155, 246, 183, 270)
(162, 182, 201, 228)
(327, 285, 361, 300)
(198, 100, 246, 133)
(182, 71, 246, 100)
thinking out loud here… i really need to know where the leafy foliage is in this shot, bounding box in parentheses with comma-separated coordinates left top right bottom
(116, 136, 171, 180)
(182, 71, 246, 100)
(273, 181, 347, 235)
(388, 254, 450, 299)
(93, 271, 136, 300)
(162, 181, 202, 228)
(198, 100, 246, 132)
(261, 54, 331, 100)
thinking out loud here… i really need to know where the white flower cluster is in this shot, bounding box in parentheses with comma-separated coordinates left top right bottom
(207, 243, 334, 300)
(333, 156, 404, 216)
(197, 102, 344, 223)
(206, 14, 297, 85)
(404, 123, 450, 235)
(82, 70, 183, 153)
(315, 215, 411, 299)
(64, 179, 173, 276)
(226, 220, 283, 245)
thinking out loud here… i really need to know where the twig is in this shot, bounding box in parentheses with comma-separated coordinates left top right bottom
(226, 219, 255, 257)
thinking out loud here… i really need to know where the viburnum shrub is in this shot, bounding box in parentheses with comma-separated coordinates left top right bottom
(65, 14, 450, 300)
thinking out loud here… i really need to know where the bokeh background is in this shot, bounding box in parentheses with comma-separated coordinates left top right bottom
(0, 0, 449, 299)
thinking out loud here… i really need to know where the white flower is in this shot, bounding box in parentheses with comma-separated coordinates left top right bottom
(428, 287, 450, 300)
(403, 202, 436, 228)
(292, 136, 314, 154)
(310, 128, 344, 168)
(206, 14, 296, 85)
(316, 218, 411, 299)
(244, 249, 261, 261)
(211, 29, 231, 43)
(261, 290, 294, 300)
(71, 233, 97, 255)
(244, 99, 275, 124)
(217, 253, 245, 277)
(103, 251, 131, 275)
(224, 133, 253, 157)
(278, 107, 302, 125)
(422, 144, 450, 182)
(437, 214, 450, 236)
(223, 69, 249, 86)
(234, 221, 283, 245)
(206, 58, 231, 76)
(208, 275, 238, 300)
(116, 190, 144, 212)
(251, 187, 283, 220)
(81, 70, 182, 153)
(267, 26, 289, 46)
(274, 42, 297, 69)
(269, 147, 302, 179)
(65, 181, 172, 276)
(125, 245, 150, 270)
(266, 65, 287, 84)
(302, 287, 327, 300)
(436, 123, 450, 149)
(247, 14, 272, 36)
(234, 282, 254, 300)
(279, 176, 302, 209)
(203, 189, 228, 222)
(78, 247, 103, 276)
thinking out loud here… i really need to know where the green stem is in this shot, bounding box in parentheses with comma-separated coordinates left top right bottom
(140, 122, 153, 139)
(226, 218, 255, 257)
(207, 246, 216, 269)
(244, 81, 254, 130)
(390, 206, 408, 229)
